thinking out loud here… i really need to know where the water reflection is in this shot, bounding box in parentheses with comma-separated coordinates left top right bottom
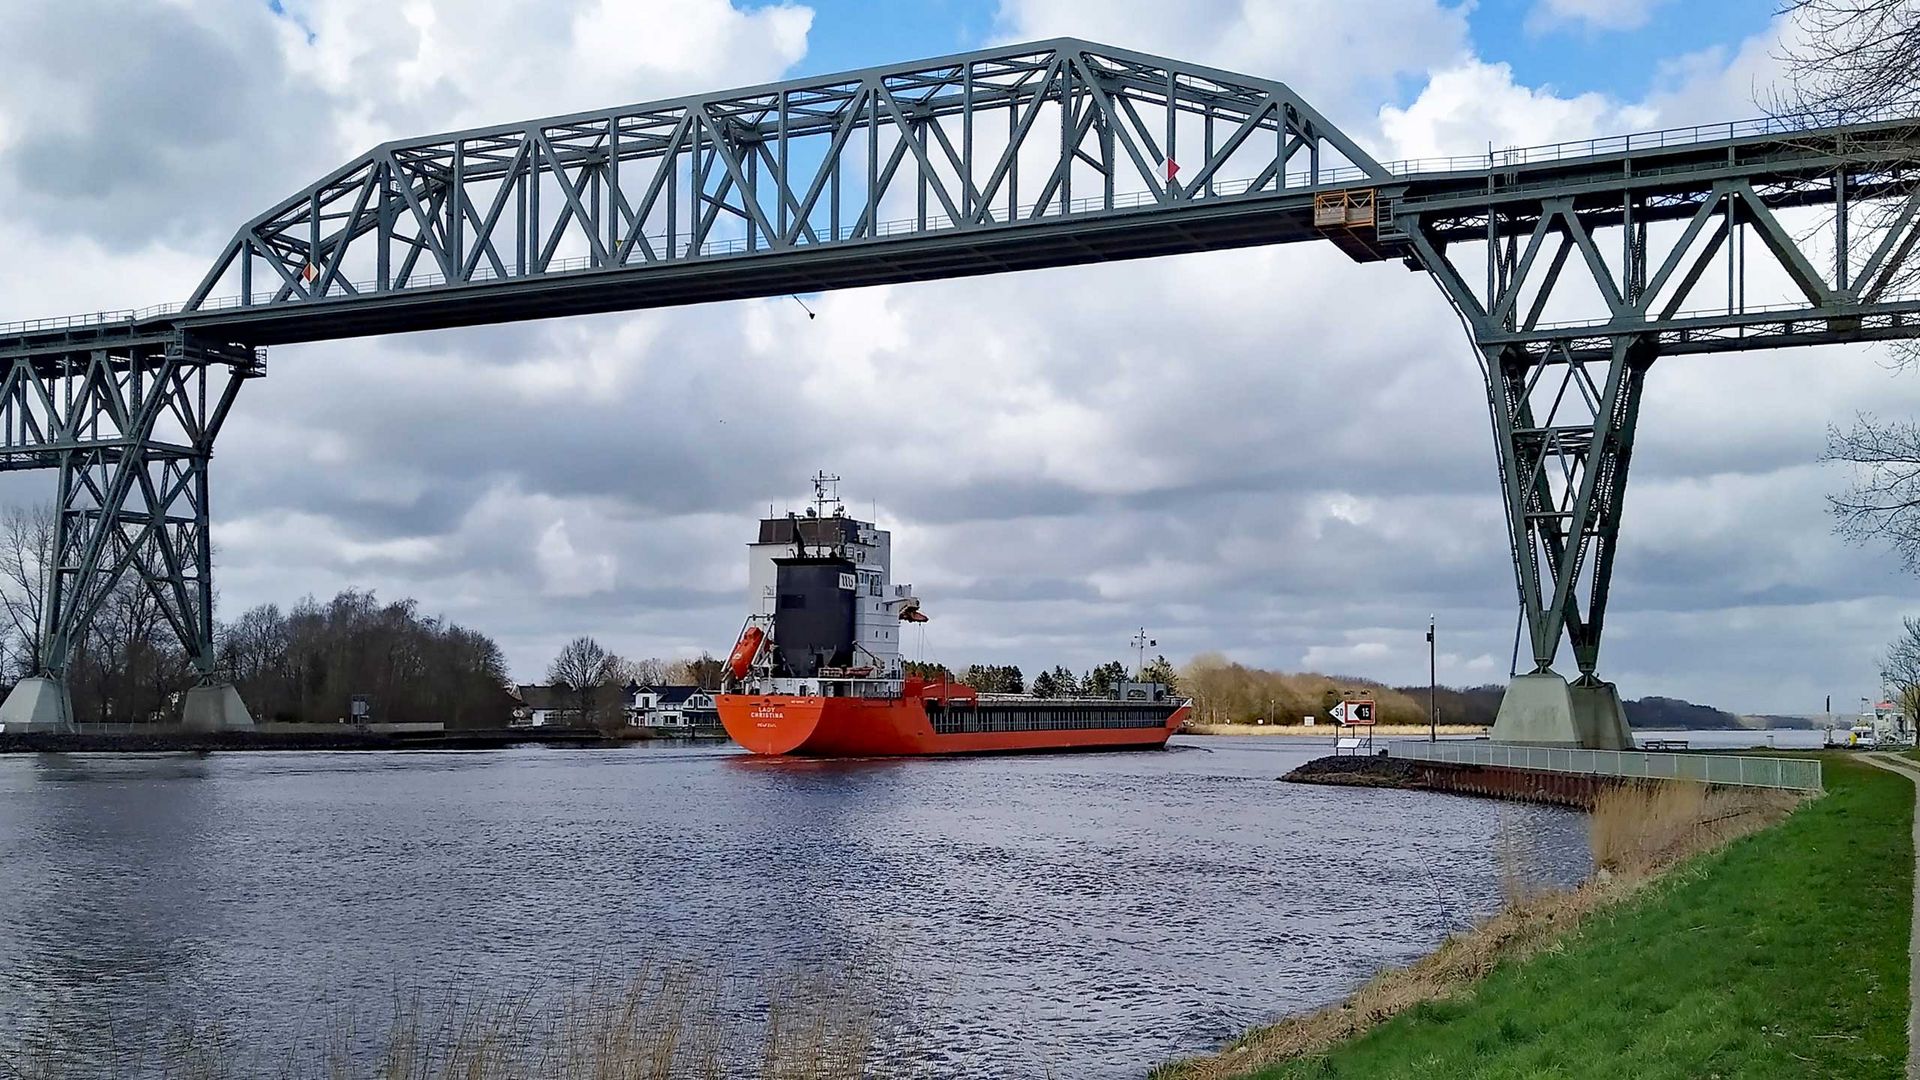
(0, 738, 1590, 1077)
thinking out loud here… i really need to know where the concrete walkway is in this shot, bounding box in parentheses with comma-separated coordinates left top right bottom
(1866, 752, 1920, 1080)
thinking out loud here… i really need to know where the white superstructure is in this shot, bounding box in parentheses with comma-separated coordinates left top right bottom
(733, 473, 920, 694)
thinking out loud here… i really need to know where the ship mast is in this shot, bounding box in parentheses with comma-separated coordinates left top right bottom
(1132, 627, 1157, 680)
(811, 471, 843, 518)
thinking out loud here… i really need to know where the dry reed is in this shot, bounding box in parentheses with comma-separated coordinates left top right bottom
(1589, 780, 1801, 876)
(1155, 779, 1807, 1080)
(1, 960, 925, 1080)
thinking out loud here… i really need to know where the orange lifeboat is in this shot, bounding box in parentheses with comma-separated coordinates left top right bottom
(726, 625, 765, 680)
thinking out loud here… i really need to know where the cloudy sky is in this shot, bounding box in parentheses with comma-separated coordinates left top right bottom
(0, 0, 1913, 713)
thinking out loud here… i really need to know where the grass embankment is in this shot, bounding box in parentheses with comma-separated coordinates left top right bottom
(1167, 757, 1911, 1080)
(1182, 724, 1488, 738)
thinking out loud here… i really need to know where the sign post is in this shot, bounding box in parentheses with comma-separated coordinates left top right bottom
(1330, 698, 1376, 754)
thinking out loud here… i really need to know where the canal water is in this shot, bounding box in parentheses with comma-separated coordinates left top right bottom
(0, 736, 1589, 1077)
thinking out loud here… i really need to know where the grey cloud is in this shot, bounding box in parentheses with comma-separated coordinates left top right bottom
(0, 1, 341, 248)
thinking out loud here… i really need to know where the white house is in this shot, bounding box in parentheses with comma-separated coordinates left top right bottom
(511, 684, 584, 728)
(630, 684, 719, 729)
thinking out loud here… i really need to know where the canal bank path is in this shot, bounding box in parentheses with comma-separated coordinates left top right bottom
(1867, 751, 1920, 1080)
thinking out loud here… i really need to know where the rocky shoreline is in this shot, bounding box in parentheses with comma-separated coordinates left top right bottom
(1282, 752, 1622, 809)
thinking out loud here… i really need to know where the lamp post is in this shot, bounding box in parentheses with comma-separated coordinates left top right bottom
(1427, 615, 1436, 743)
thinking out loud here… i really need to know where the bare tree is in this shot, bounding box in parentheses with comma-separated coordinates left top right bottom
(1778, 1, 1920, 562)
(0, 502, 55, 677)
(1775, 1, 1920, 369)
(217, 590, 510, 726)
(665, 652, 726, 691)
(1777, 0, 1920, 118)
(70, 577, 193, 725)
(623, 656, 669, 686)
(1826, 416, 1920, 567)
(1883, 616, 1920, 718)
(548, 635, 623, 727)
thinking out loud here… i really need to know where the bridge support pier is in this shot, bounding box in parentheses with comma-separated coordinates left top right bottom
(0, 330, 260, 732)
(0, 676, 71, 732)
(1390, 151, 1920, 748)
(1490, 671, 1630, 749)
(182, 682, 253, 732)
(1408, 205, 1657, 748)
(1466, 333, 1652, 750)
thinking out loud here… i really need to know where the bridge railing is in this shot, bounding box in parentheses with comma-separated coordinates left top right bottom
(1373, 100, 1920, 179)
(1388, 739, 1824, 792)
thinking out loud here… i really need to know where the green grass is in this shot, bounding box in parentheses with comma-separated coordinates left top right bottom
(1245, 756, 1912, 1080)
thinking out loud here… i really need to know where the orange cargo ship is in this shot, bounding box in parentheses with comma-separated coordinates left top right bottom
(716, 475, 1188, 757)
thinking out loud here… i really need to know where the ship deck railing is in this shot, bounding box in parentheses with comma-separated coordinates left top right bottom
(967, 693, 1185, 703)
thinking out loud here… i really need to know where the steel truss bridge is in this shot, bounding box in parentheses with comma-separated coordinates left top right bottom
(3, 38, 1918, 742)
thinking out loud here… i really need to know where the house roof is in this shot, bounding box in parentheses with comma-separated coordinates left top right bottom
(515, 683, 580, 711)
(640, 684, 712, 706)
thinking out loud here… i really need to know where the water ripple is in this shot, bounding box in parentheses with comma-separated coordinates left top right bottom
(0, 737, 1589, 1078)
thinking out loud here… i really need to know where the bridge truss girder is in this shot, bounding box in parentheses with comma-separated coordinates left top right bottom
(179, 38, 1385, 343)
(0, 331, 260, 706)
(1398, 125, 1920, 686)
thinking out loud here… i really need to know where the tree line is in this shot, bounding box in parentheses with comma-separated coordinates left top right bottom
(902, 657, 1181, 697)
(0, 508, 516, 726)
(1179, 652, 1433, 726)
(221, 591, 510, 726)
(0, 501, 753, 727)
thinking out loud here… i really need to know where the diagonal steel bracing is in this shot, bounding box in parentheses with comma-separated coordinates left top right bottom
(1399, 125, 1920, 680)
(168, 38, 1385, 344)
(0, 331, 260, 694)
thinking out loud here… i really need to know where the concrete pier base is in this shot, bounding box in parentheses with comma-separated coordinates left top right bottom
(1490, 670, 1632, 750)
(0, 676, 72, 732)
(181, 682, 255, 731)
(1568, 677, 1633, 751)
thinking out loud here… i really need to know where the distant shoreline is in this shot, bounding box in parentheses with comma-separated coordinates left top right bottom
(0, 728, 731, 754)
(1181, 723, 1489, 738)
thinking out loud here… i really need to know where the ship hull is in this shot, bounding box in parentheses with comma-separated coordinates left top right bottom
(716, 694, 1189, 757)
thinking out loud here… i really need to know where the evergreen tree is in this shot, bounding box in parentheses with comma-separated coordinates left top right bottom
(961, 664, 1026, 694)
(1141, 654, 1179, 693)
(1085, 660, 1128, 697)
(1030, 670, 1058, 698)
